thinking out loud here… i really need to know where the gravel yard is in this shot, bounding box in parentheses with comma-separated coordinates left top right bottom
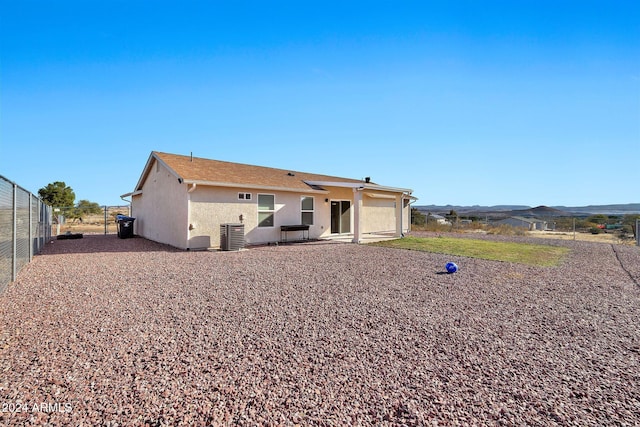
(1, 234, 639, 426)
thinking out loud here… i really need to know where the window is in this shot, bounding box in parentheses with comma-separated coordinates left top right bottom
(238, 192, 252, 200)
(301, 196, 314, 225)
(258, 194, 275, 227)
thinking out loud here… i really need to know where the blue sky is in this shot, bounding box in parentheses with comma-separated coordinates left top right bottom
(1, 1, 638, 207)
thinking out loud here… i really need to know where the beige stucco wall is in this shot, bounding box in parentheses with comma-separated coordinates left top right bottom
(131, 159, 189, 249)
(361, 194, 396, 234)
(188, 185, 414, 248)
(360, 191, 411, 235)
(189, 187, 333, 248)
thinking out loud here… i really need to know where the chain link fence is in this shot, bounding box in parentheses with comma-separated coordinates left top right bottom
(1, 175, 53, 293)
(52, 205, 131, 235)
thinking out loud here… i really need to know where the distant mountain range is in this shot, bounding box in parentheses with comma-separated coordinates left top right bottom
(416, 203, 640, 217)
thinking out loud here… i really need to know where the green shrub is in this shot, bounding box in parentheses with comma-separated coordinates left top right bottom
(411, 208, 426, 226)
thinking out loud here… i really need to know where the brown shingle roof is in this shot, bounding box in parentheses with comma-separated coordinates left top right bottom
(152, 151, 366, 191)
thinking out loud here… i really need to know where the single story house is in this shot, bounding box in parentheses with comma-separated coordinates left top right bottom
(121, 151, 416, 250)
(493, 216, 547, 231)
(427, 213, 450, 225)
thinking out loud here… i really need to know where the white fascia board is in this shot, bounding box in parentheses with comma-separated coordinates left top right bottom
(365, 192, 396, 199)
(120, 190, 143, 198)
(304, 180, 413, 195)
(365, 191, 419, 202)
(304, 180, 363, 189)
(364, 183, 414, 194)
(183, 179, 329, 194)
(132, 153, 155, 191)
(134, 152, 181, 191)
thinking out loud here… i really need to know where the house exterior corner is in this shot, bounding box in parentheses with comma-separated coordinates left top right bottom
(130, 158, 189, 249)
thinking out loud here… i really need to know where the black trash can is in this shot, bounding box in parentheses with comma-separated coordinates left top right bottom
(116, 215, 135, 239)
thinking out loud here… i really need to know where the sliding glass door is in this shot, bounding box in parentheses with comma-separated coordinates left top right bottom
(330, 200, 351, 234)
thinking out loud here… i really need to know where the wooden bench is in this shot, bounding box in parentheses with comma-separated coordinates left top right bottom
(280, 225, 310, 242)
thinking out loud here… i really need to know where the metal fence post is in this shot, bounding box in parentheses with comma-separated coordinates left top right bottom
(29, 193, 33, 261)
(637, 219, 639, 247)
(47, 204, 51, 242)
(12, 184, 17, 282)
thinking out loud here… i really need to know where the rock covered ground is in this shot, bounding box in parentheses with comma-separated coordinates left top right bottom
(1, 233, 639, 426)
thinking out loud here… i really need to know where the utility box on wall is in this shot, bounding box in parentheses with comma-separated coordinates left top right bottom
(220, 223, 245, 251)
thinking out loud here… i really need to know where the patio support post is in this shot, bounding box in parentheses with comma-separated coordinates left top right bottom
(352, 188, 363, 243)
(396, 194, 403, 238)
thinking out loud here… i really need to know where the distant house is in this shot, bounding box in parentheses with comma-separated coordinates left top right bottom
(121, 151, 416, 249)
(427, 213, 450, 225)
(493, 216, 547, 231)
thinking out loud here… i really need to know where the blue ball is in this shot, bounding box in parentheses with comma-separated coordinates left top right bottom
(445, 262, 458, 273)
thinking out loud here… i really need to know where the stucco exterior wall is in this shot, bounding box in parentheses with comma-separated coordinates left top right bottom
(131, 159, 189, 248)
(188, 187, 332, 248)
(361, 195, 396, 234)
(188, 187, 254, 249)
(360, 192, 411, 235)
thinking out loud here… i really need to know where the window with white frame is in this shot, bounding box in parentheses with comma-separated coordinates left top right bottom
(238, 192, 252, 200)
(301, 196, 314, 225)
(257, 194, 275, 227)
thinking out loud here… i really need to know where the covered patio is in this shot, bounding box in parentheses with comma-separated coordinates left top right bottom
(304, 180, 416, 243)
(321, 231, 401, 244)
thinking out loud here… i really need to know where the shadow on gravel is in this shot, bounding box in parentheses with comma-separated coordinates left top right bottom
(41, 234, 181, 255)
(43, 235, 350, 256)
(249, 239, 347, 249)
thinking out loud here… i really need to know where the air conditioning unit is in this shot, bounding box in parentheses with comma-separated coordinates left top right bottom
(220, 223, 245, 251)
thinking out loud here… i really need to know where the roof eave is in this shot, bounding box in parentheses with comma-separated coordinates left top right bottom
(120, 190, 143, 198)
(133, 152, 182, 191)
(183, 179, 330, 194)
(304, 180, 413, 194)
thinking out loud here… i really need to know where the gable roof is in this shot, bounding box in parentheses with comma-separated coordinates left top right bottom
(128, 151, 413, 195)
